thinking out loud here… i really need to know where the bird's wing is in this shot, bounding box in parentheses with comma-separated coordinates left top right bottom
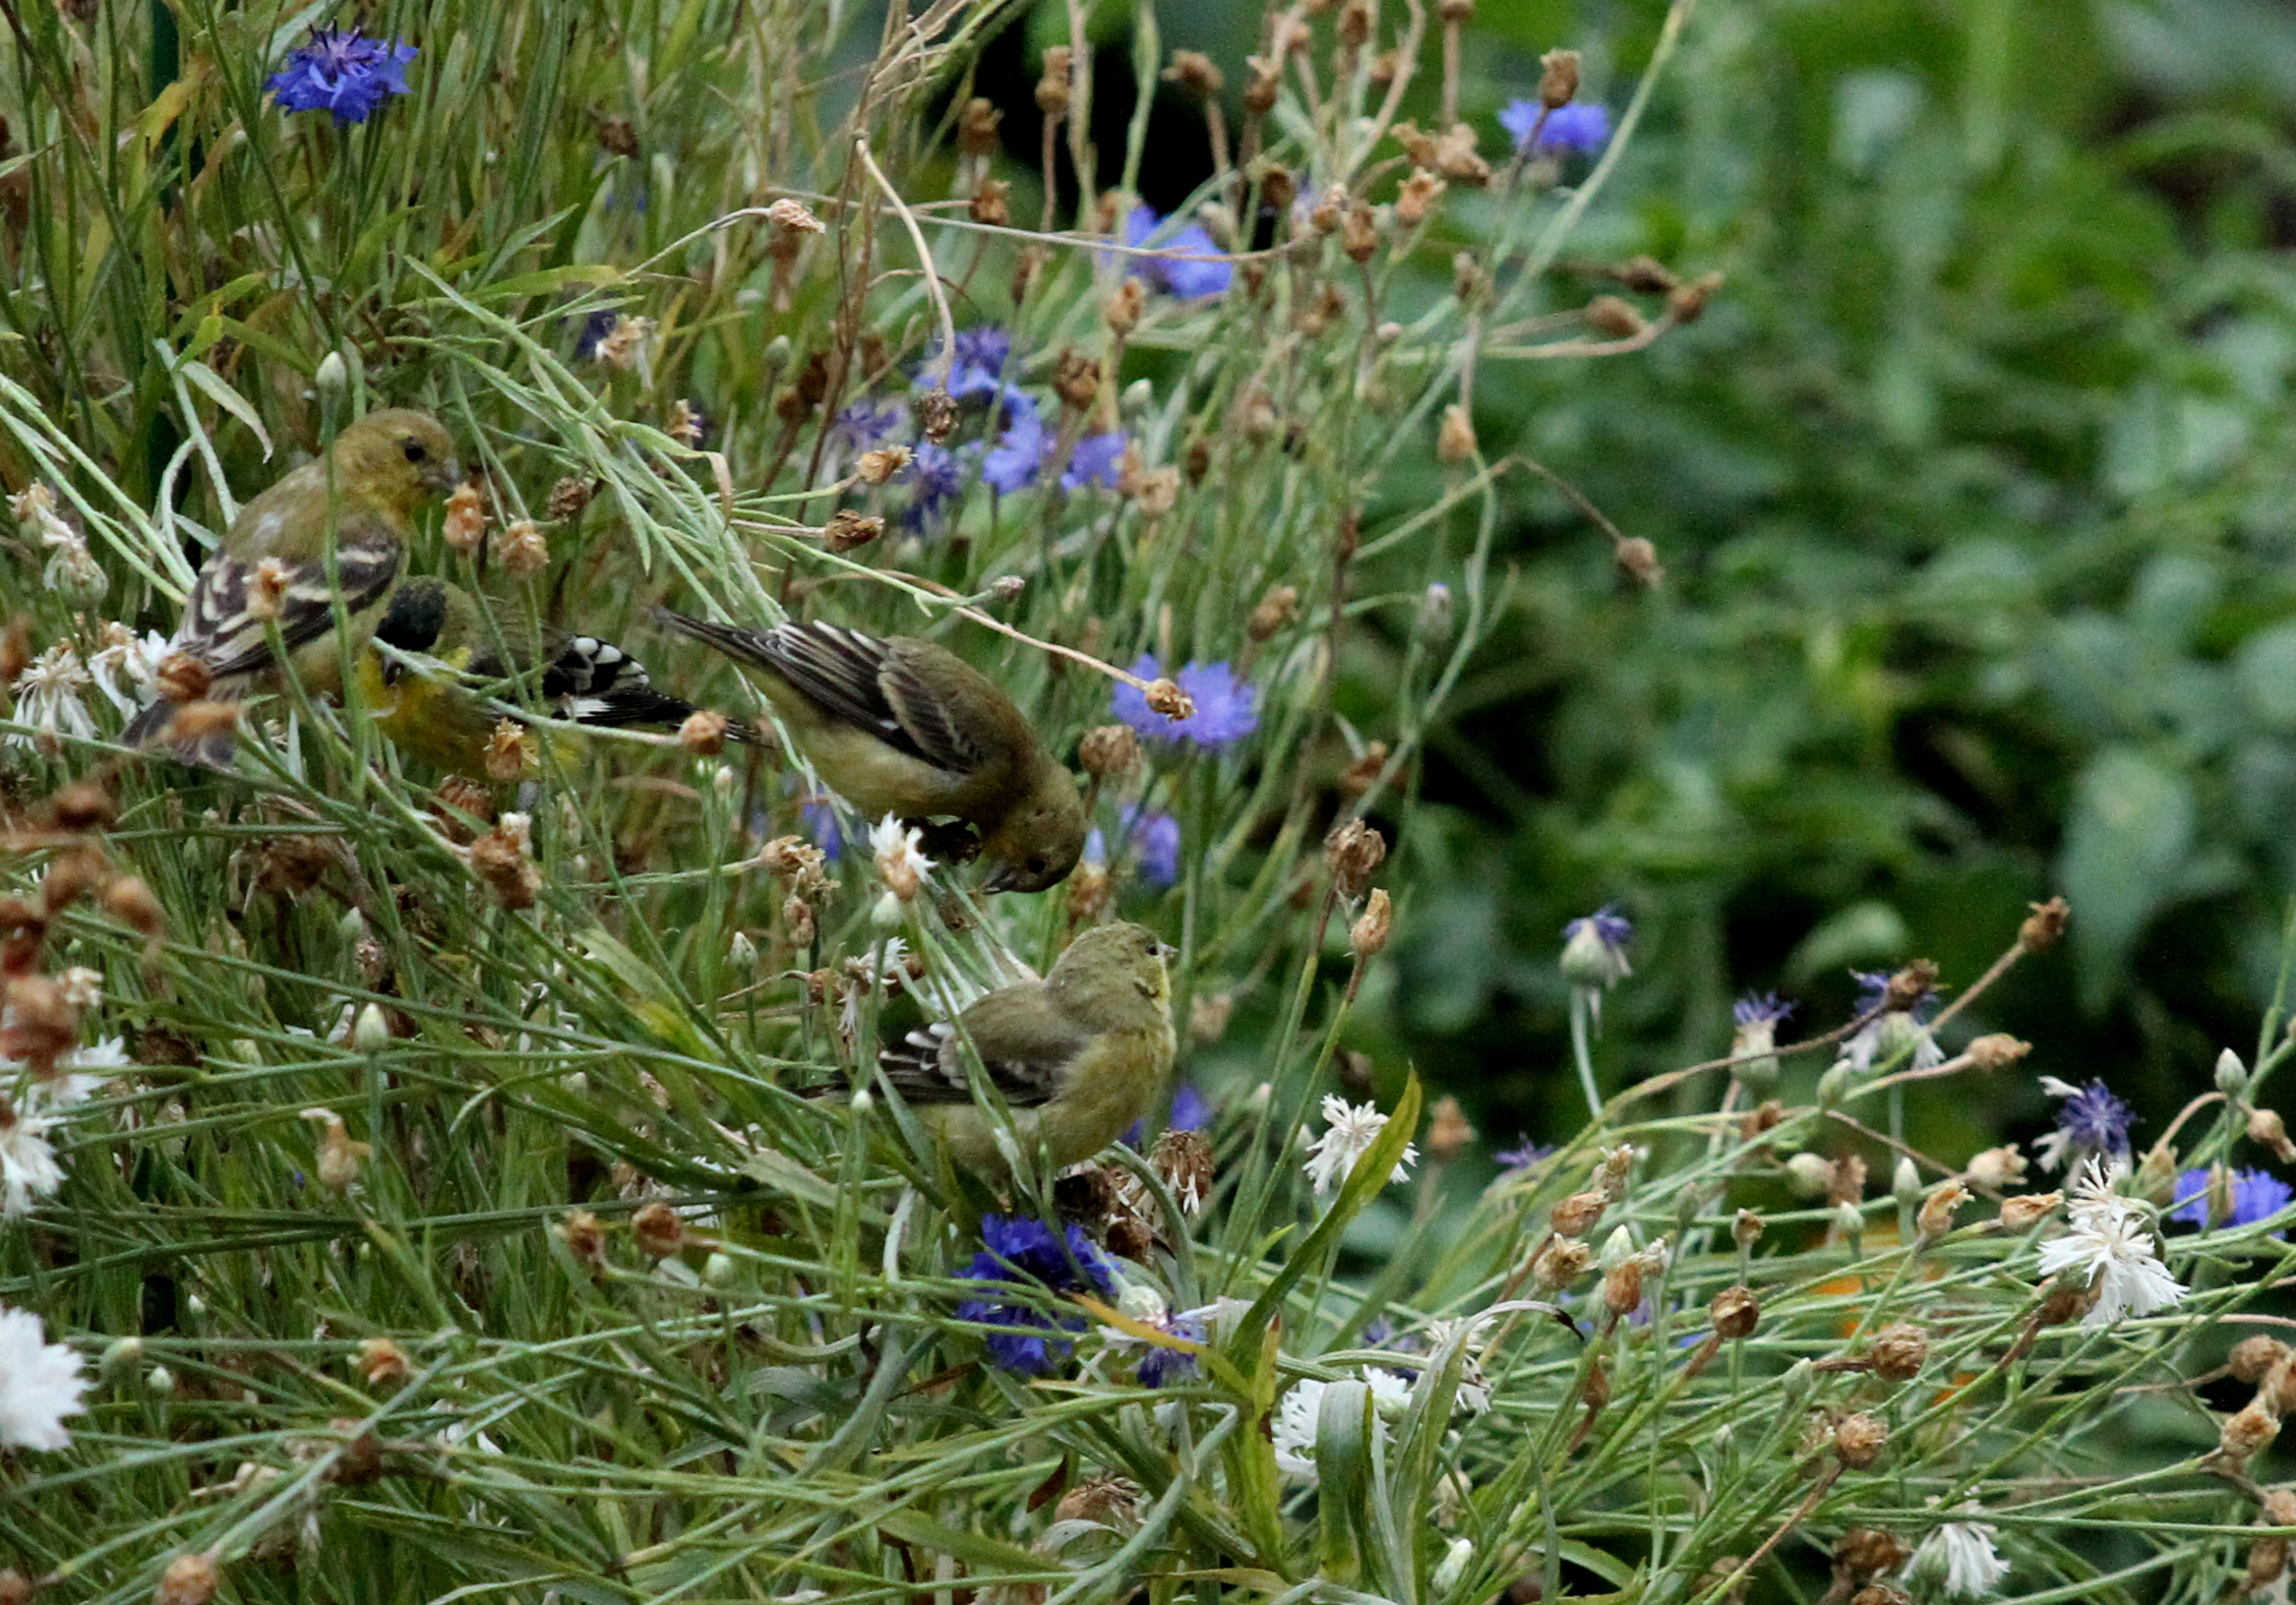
(190, 534, 401, 679)
(877, 983, 1088, 1108)
(758, 622, 950, 767)
(876, 641, 1014, 775)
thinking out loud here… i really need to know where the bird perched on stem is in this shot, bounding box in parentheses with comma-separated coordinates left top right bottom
(356, 576, 714, 782)
(124, 408, 461, 764)
(869, 921, 1177, 1179)
(659, 612, 1087, 892)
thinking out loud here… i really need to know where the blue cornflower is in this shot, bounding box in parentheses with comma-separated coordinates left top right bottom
(1560, 907, 1633, 989)
(1498, 98, 1609, 157)
(1170, 1084, 1212, 1132)
(981, 398, 1048, 495)
(939, 327, 1016, 400)
(1114, 654, 1258, 747)
(954, 1216, 1117, 1374)
(574, 309, 619, 360)
(267, 28, 418, 125)
(1838, 969, 1941, 1076)
(835, 398, 906, 451)
(903, 442, 962, 528)
(2170, 1166, 2295, 1232)
(1121, 204, 1234, 300)
(1136, 811, 1180, 888)
(1060, 431, 1128, 492)
(2035, 1077, 2137, 1173)
(1136, 1310, 1208, 1387)
(1733, 992, 1794, 1030)
(800, 794, 842, 862)
(1495, 1139, 1553, 1171)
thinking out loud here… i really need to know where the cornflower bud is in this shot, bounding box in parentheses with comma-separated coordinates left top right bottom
(443, 483, 486, 557)
(1784, 1152, 1835, 1198)
(1966, 1033, 2030, 1071)
(352, 1003, 391, 1056)
(2218, 1047, 2251, 1098)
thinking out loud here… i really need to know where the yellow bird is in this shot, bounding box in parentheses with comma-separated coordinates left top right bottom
(125, 408, 461, 764)
(660, 612, 1087, 893)
(357, 577, 710, 782)
(873, 921, 1177, 1179)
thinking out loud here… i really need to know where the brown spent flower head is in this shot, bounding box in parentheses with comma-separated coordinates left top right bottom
(1600, 1256, 1643, 1317)
(824, 509, 884, 555)
(358, 1337, 410, 1387)
(1849, 1587, 1912, 1605)
(1733, 1208, 1765, 1248)
(48, 778, 114, 833)
(1143, 678, 1195, 721)
(153, 1553, 221, 1605)
(546, 476, 594, 523)
(2263, 1485, 2296, 1526)
(1340, 202, 1380, 264)
(1433, 406, 1480, 461)
(2251, 1533, 2290, 1592)
(2253, 1106, 2296, 1162)
(1154, 1126, 1214, 1215)
(1395, 168, 1445, 227)
(917, 386, 959, 445)
(1667, 271, 1726, 324)
(559, 1208, 607, 1267)
(0, 615, 26, 686)
(1189, 991, 1234, 1042)
(470, 813, 543, 911)
(442, 483, 486, 557)
(1596, 1144, 1638, 1200)
(1130, 462, 1180, 516)
(40, 845, 108, 916)
(1834, 1411, 1888, 1469)
(1965, 1033, 2029, 1072)
(1336, 0, 1371, 48)
(1710, 1285, 1759, 1340)
(2021, 895, 2071, 952)
(958, 95, 1003, 155)
(1965, 1143, 2027, 1190)
(496, 518, 549, 577)
(1882, 960, 1939, 1013)
(1533, 1234, 1591, 1288)
(667, 397, 706, 448)
(1249, 584, 1301, 641)
(1104, 277, 1146, 336)
(1584, 295, 1649, 339)
(2, 974, 75, 1074)
(782, 891, 816, 948)
(1740, 1100, 1785, 1139)
(305, 1108, 373, 1192)
(2035, 1274, 2098, 1327)
(0, 1570, 30, 1605)
(632, 1200, 685, 1258)
(1868, 1323, 1928, 1383)
(2232, 1336, 2294, 1385)
(1164, 49, 1225, 98)
(1324, 816, 1387, 898)
(970, 178, 1011, 227)
(1539, 48, 1583, 107)
(1425, 1095, 1474, 1160)
(595, 314, 655, 372)
(1306, 183, 1347, 236)
(679, 709, 728, 755)
(1350, 887, 1394, 959)
(152, 649, 211, 706)
(1834, 1527, 1910, 1580)
(1065, 861, 1114, 922)
(1916, 1178, 1970, 1243)
(1826, 1152, 1869, 1207)
(763, 197, 825, 236)
(2225, 1399, 2282, 1464)
(857, 444, 911, 486)
(484, 719, 529, 784)
(2265, 1352, 2296, 1416)
(246, 556, 291, 622)
(1055, 348, 1102, 412)
(1078, 724, 1139, 779)
(1241, 55, 1281, 116)
(1036, 46, 1074, 116)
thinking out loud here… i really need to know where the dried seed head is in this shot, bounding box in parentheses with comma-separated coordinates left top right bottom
(1163, 49, 1225, 98)
(482, 719, 529, 784)
(303, 1108, 373, 1191)
(1426, 1094, 1473, 1160)
(1057, 1473, 1143, 1529)
(39, 846, 107, 916)
(1189, 991, 1234, 1042)
(856, 444, 911, 486)
(48, 778, 112, 833)
(1848, 1587, 1911, 1605)
(1395, 168, 1445, 226)
(496, 519, 549, 577)
(1868, 1323, 1927, 1383)
(560, 1208, 607, 1267)
(2250, 1534, 2290, 1591)
(99, 874, 162, 942)
(154, 1553, 221, 1605)
(2035, 1274, 2097, 1327)
(1055, 348, 1102, 411)
(1153, 1126, 1214, 1215)
(470, 814, 543, 911)
(2233, 1336, 2294, 1385)
(1733, 1208, 1764, 1248)
(1248, 584, 1300, 641)
(1740, 1100, 1785, 1139)
(442, 483, 486, 557)
(1584, 295, 1648, 339)
(632, 1201, 685, 1258)
(1323, 816, 1387, 898)
(1916, 1179, 1969, 1243)
(1533, 1234, 1591, 1289)
(1539, 48, 1583, 107)
(1130, 463, 1180, 516)
(1667, 271, 1724, 324)
(2262, 1485, 2296, 1525)
(1596, 1144, 1638, 1200)
(1709, 1285, 1759, 1340)
(1143, 678, 1194, 721)
(1614, 536, 1665, 588)
(1600, 1255, 1644, 1317)
(543, 477, 592, 523)
(2253, 1105, 2296, 1161)
(1965, 1033, 2029, 1072)
(824, 509, 884, 554)
(1104, 277, 1146, 335)
(1549, 1190, 1606, 1237)
(357, 1337, 409, 1386)
(2020, 895, 2070, 952)
(1834, 1527, 1909, 1580)
(1340, 202, 1380, 264)
(1072, 723, 1139, 780)
(1036, 46, 1074, 116)
(958, 95, 1003, 156)
(1833, 1412, 1888, 1468)
(970, 178, 1011, 226)
(593, 315, 655, 372)
(597, 116, 637, 156)
(1965, 1144, 2027, 1191)
(782, 892, 816, 947)
(1350, 887, 1393, 959)
(1065, 861, 1114, 922)
(1336, 0, 1371, 48)
(764, 197, 824, 235)
(2225, 1399, 2282, 1463)
(154, 650, 211, 705)
(679, 709, 729, 755)
(1241, 55, 1281, 116)
(0, 1574, 29, 1605)
(917, 386, 959, 444)
(244, 556, 290, 623)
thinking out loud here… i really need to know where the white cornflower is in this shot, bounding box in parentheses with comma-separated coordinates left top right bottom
(2034, 1157, 2185, 1327)
(1836, 970, 1944, 1077)
(86, 623, 170, 716)
(14, 485, 101, 603)
(1270, 1379, 1328, 1483)
(0, 1304, 88, 1450)
(869, 814, 934, 902)
(2, 1035, 130, 1107)
(1301, 1094, 1418, 1197)
(56, 968, 102, 1010)
(0, 1100, 62, 1217)
(7, 642, 96, 744)
(1903, 1503, 2010, 1599)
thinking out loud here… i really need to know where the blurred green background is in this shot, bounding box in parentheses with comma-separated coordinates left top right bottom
(972, 0, 2296, 1162)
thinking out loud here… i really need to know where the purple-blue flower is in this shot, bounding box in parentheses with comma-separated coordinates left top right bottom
(1170, 1084, 1212, 1131)
(801, 794, 842, 862)
(1561, 906, 1633, 989)
(1122, 204, 1234, 300)
(1499, 98, 1609, 157)
(2035, 1076, 2137, 1172)
(1495, 1139, 1553, 1170)
(2169, 1167, 2294, 1233)
(955, 1216, 1118, 1374)
(1849, 969, 1938, 1026)
(835, 398, 906, 451)
(981, 398, 1048, 495)
(1136, 1310, 1207, 1388)
(1113, 655, 1258, 747)
(1733, 992, 1793, 1029)
(267, 28, 418, 125)
(904, 442, 962, 528)
(1060, 432, 1128, 492)
(1136, 812, 1180, 889)
(939, 327, 1017, 401)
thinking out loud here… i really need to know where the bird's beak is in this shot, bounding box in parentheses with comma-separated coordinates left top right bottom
(425, 456, 464, 496)
(980, 862, 1020, 895)
(1153, 940, 1178, 959)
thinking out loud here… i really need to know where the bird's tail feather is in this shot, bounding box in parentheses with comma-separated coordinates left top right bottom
(122, 694, 240, 770)
(654, 608, 776, 672)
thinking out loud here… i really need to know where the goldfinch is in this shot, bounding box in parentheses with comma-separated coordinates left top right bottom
(357, 576, 707, 781)
(875, 921, 1177, 1178)
(660, 612, 1087, 893)
(124, 408, 461, 764)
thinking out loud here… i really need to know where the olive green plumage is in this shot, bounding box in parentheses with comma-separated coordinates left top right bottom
(126, 408, 462, 764)
(660, 612, 1088, 893)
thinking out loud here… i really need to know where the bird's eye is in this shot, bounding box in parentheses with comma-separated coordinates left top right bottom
(401, 440, 427, 463)
(1027, 856, 1047, 874)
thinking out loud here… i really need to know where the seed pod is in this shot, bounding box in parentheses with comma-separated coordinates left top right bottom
(1835, 1527, 1909, 1579)
(1834, 1412, 1888, 1468)
(1916, 1179, 1969, 1243)
(1585, 295, 1647, 339)
(2020, 896, 2070, 952)
(1323, 817, 1387, 898)
(496, 519, 549, 576)
(632, 1201, 685, 1258)
(559, 1209, 607, 1267)
(1538, 47, 1582, 108)
(2253, 1106, 2296, 1162)
(1998, 1190, 2062, 1230)
(1868, 1323, 1927, 1383)
(1966, 1033, 2029, 1071)
(1036, 46, 1073, 116)
(1550, 1190, 1606, 1238)
(2235, 1337, 2295, 1384)
(1532, 1234, 1590, 1288)
(1709, 1285, 1759, 1340)
(824, 509, 884, 554)
(957, 95, 1003, 155)
(548, 476, 595, 522)
(2224, 1399, 2281, 1463)
(153, 1553, 221, 1605)
(1350, 888, 1393, 959)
